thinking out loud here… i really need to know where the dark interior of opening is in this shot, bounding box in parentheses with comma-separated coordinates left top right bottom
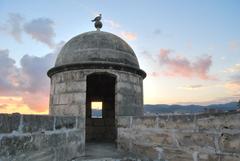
(86, 73, 116, 142)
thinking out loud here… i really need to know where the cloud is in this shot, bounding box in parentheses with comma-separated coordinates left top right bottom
(121, 31, 137, 41)
(0, 49, 20, 95)
(224, 64, 240, 73)
(24, 18, 56, 48)
(158, 49, 213, 80)
(18, 46, 61, 112)
(178, 84, 203, 90)
(7, 13, 24, 42)
(0, 13, 24, 42)
(229, 41, 239, 51)
(104, 19, 120, 29)
(0, 42, 64, 112)
(20, 53, 56, 92)
(0, 104, 7, 109)
(225, 74, 240, 91)
(1, 13, 57, 48)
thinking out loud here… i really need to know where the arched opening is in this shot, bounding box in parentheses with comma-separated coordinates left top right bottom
(86, 73, 116, 143)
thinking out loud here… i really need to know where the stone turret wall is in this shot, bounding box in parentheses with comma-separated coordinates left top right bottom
(0, 114, 85, 161)
(50, 69, 143, 117)
(117, 111, 240, 161)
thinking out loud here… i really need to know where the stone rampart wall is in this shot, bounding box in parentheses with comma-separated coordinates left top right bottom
(117, 111, 240, 161)
(0, 114, 85, 161)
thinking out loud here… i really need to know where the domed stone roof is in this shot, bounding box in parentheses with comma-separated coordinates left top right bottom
(55, 31, 140, 68)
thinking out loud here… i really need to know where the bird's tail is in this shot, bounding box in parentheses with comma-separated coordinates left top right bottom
(91, 20, 95, 22)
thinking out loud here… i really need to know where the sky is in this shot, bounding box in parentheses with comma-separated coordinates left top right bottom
(0, 0, 240, 114)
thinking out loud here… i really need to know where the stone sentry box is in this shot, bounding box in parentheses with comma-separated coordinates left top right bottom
(47, 31, 146, 143)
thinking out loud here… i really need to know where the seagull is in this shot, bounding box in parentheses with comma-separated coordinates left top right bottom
(91, 14, 102, 22)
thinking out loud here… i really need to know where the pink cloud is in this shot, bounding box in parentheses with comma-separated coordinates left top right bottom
(121, 31, 137, 41)
(0, 43, 64, 113)
(158, 49, 213, 80)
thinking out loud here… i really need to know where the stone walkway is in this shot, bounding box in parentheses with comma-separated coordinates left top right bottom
(73, 143, 138, 161)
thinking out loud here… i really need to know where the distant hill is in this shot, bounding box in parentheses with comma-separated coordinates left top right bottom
(91, 102, 238, 117)
(144, 102, 238, 114)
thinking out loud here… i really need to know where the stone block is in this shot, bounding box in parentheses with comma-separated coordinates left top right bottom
(32, 133, 51, 150)
(55, 116, 76, 129)
(71, 92, 86, 104)
(117, 137, 132, 152)
(132, 116, 157, 128)
(0, 114, 20, 133)
(219, 133, 240, 153)
(70, 71, 86, 81)
(0, 148, 55, 161)
(220, 154, 240, 161)
(157, 115, 170, 128)
(0, 135, 36, 156)
(51, 104, 80, 116)
(32, 132, 66, 149)
(22, 115, 54, 133)
(164, 115, 196, 130)
(129, 74, 140, 84)
(52, 93, 85, 105)
(196, 115, 223, 131)
(223, 113, 240, 129)
(176, 132, 216, 152)
(133, 84, 142, 93)
(118, 73, 129, 82)
(77, 117, 85, 129)
(198, 153, 220, 161)
(52, 73, 64, 83)
(52, 94, 68, 105)
(132, 129, 176, 148)
(162, 147, 193, 161)
(78, 104, 86, 117)
(50, 82, 55, 95)
(23, 148, 55, 161)
(54, 144, 84, 161)
(199, 153, 240, 161)
(67, 130, 84, 143)
(118, 103, 142, 116)
(131, 143, 160, 160)
(66, 81, 86, 93)
(47, 133, 66, 147)
(54, 82, 66, 93)
(58, 93, 70, 105)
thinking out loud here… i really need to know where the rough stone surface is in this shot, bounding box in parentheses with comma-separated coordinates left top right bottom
(50, 69, 144, 117)
(0, 114, 84, 161)
(22, 115, 54, 133)
(55, 116, 76, 129)
(0, 113, 20, 133)
(117, 112, 240, 161)
(54, 31, 139, 68)
(1, 112, 240, 161)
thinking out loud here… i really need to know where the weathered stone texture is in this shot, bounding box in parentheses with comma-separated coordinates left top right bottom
(117, 111, 240, 161)
(50, 69, 144, 117)
(0, 113, 20, 133)
(22, 115, 54, 133)
(0, 114, 84, 161)
(117, 116, 131, 128)
(219, 133, 240, 153)
(132, 116, 157, 128)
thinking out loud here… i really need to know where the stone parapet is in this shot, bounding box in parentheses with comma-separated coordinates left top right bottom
(0, 113, 85, 161)
(117, 111, 240, 161)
